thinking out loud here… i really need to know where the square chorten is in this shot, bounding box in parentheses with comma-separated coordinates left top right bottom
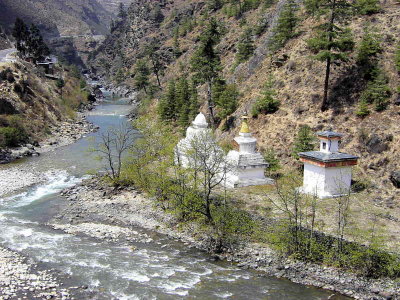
(299, 131, 359, 199)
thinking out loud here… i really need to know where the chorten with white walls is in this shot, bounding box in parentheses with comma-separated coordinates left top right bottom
(225, 116, 273, 188)
(299, 131, 359, 199)
(175, 112, 211, 168)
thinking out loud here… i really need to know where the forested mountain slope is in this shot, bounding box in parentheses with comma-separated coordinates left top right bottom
(90, 0, 400, 200)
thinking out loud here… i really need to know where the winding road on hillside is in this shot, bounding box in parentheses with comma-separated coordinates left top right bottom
(0, 48, 16, 63)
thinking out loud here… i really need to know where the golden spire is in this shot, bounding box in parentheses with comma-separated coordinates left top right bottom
(240, 115, 250, 134)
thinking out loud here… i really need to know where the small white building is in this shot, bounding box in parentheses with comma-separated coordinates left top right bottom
(299, 131, 359, 199)
(225, 116, 274, 188)
(175, 112, 212, 167)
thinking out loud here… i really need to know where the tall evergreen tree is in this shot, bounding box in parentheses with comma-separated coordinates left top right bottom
(158, 79, 177, 121)
(12, 18, 29, 58)
(236, 27, 255, 63)
(306, 0, 354, 111)
(190, 18, 222, 127)
(27, 24, 50, 62)
(134, 59, 150, 93)
(270, 0, 298, 51)
(356, 28, 382, 76)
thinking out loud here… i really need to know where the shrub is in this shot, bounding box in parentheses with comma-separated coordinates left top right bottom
(0, 127, 26, 147)
(292, 125, 315, 158)
(252, 76, 280, 116)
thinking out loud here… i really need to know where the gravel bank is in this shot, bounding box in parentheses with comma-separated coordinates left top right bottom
(0, 246, 99, 300)
(53, 178, 400, 300)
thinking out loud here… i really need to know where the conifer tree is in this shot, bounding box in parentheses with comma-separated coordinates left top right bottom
(292, 125, 315, 159)
(176, 77, 190, 126)
(252, 76, 280, 116)
(190, 18, 222, 127)
(306, 0, 354, 111)
(236, 27, 255, 63)
(215, 83, 239, 120)
(188, 82, 199, 121)
(354, 0, 381, 15)
(357, 28, 382, 74)
(356, 98, 370, 118)
(145, 42, 164, 87)
(27, 24, 50, 62)
(12, 18, 29, 58)
(134, 59, 150, 94)
(158, 79, 177, 121)
(270, 0, 299, 52)
(360, 69, 391, 112)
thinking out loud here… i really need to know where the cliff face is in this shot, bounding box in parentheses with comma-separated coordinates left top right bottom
(89, 0, 400, 198)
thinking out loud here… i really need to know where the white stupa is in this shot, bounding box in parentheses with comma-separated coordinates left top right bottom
(175, 112, 211, 167)
(225, 116, 274, 188)
(299, 131, 359, 199)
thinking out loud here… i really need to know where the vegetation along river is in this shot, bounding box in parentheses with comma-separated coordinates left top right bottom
(0, 94, 348, 299)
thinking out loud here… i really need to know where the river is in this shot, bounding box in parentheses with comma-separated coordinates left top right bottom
(0, 95, 348, 299)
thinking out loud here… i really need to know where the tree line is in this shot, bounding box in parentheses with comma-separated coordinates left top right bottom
(12, 18, 50, 63)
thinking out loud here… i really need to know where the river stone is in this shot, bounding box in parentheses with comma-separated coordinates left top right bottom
(390, 171, 400, 188)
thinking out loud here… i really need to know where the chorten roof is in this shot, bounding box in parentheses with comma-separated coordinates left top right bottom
(192, 113, 208, 128)
(299, 151, 358, 163)
(317, 131, 343, 139)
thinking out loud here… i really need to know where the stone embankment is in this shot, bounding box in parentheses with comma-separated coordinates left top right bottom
(54, 178, 400, 300)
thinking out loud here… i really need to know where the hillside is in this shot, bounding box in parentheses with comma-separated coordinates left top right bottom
(0, 0, 112, 38)
(0, 59, 91, 156)
(89, 0, 400, 200)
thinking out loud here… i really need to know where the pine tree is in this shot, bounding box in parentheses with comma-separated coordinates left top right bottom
(306, 0, 354, 111)
(190, 18, 222, 127)
(27, 24, 50, 63)
(252, 76, 280, 116)
(145, 42, 164, 87)
(158, 79, 177, 121)
(215, 83, 239, 120)
(173, 27, 182, 58)
(207, 0, 224, 11)
(270, 0, 299, 52)
(360, 69, 391, 112)
(292, 125, 315, 159)
(176, 77, 190, 126)
(134, 59, 150, 93)
(12, 18, 29, 58)
(263, 147, 281, 175)
(354, 0, 381, 15)
(188, 82, 199, 122)
(236, 27, 255, 63)
(356, 28, 382, 72)
(355, 98, 370, 118)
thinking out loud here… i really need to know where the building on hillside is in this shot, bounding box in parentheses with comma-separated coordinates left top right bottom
(299, 131, 359, 199)
(175, 112, 212, 168)
(224, 116, 273, 188)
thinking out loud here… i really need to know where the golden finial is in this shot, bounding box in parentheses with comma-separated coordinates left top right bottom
(240, 115, 250, 134)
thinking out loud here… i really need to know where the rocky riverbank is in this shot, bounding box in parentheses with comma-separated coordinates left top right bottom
(0, 246, 100, 300)
(0, 113, 98, 165)
(52, 178, 399, 300)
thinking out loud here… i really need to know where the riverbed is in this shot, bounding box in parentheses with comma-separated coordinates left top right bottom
(0, 96, 347, 299)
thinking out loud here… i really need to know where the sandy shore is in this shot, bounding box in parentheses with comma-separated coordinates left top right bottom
(51, 178, 399, 300)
